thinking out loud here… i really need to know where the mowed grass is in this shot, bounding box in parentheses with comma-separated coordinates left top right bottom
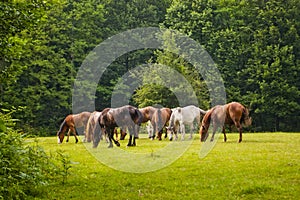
(34, 133, 299, 199)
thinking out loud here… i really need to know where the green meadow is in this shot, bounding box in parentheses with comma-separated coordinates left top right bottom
(35, 133, 299, 200)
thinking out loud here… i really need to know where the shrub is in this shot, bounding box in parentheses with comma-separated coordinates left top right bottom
(0, 109, 56, 199)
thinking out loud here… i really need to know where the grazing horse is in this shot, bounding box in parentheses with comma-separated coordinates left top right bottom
(139, 106, 157, 138)
(167, 105, 207, 141)
(57, 111, 91, 144)
(139, 106, 157, 123)
(85, 111, 102, 143)
(151, 107, 172, 140)
(199, 102, 252, 143)
(110, 106, 155, 141)
(93, 105, 143, 148)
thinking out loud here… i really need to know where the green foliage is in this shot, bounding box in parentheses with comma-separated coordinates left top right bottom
(0, 110, 56, 199)
(55, 150, 72, 185)
(0, 0, 299, 133)
(164, 0, 300, 131)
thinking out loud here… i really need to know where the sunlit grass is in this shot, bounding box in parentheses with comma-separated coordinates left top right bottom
(34, 133, 299, 199)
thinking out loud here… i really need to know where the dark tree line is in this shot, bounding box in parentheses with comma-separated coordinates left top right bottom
(1, 0, 299, 134)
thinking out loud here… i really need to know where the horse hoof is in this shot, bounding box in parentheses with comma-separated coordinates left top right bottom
(108, 145, 113, 148)
(238, 139, 242, 143)
(76, 140, 78, 143)
(116, 142, 120, 147)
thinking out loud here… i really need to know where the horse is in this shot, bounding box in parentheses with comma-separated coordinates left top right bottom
(85, 111, 102, 143)
(199, 102, 252, 143)
(139, 106, 157, 123)
(167, 105, 207, 141)
(93, 105, 143, 148)
(150, 107, 172, 140)
(57, 111, 91, 144)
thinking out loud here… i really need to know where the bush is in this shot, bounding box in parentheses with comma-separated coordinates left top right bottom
(0, 109, 56, 199)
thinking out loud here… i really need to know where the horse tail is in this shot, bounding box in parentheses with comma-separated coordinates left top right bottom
(241, 107, 252, 127)
(135, 109, 144, 125)
(199, 108, 207, 115)
(157, 109, 163, 133)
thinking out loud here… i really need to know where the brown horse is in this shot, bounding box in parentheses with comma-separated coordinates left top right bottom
(57, 111, 91, 144)
(151, 107, 172, 140)
(93, 105, 143, 148)
(116, 106, 157, 140)
(199, 102, 252, 143)
(139, 106, 157, 123)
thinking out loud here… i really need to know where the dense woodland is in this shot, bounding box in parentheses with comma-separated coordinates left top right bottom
(1, 0, 300, 134)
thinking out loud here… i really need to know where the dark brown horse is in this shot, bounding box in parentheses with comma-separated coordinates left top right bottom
(57, 111, 91, 144)
(151, 107, 172, 140)
(199, 102, 252, 143)
(93, 105, 143, 148)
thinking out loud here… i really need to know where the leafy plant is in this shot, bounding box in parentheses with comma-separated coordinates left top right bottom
(0, 109, 57, 199)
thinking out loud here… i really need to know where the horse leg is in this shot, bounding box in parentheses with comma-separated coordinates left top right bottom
(189, 123, 194, 140)
(133, 135, 136, 146)
(180, 123, 185, 141)
(66, 129, 71, 142)
(210, 124, 218, 142)
(112, 129, 120, 147)
(69, 126, 79, 143)
(222, 126, 227, 142)
(236, 123, 243, 143)
(164, 127, 168, 139)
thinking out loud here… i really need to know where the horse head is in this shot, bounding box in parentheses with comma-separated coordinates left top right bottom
(57, 131, 64, 144)
(199, 124, 209, 142)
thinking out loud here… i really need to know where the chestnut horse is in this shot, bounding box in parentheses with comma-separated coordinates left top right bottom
(57, 111, 91, 144)
(139, 106, 157, 123)
(151, 107, 172, 140)
(199, 102, 252, 143)
(93, 105, 143, 148)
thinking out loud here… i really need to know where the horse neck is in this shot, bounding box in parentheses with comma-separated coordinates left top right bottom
(58, 119, 68, 135)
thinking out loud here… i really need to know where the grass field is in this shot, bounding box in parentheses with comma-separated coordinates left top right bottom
(34, 133, 299, 200)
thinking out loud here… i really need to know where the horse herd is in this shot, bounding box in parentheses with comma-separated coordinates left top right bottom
(57, 102, 252, 148)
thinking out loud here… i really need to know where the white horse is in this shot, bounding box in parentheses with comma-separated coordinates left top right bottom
(167, 105, 206, 140)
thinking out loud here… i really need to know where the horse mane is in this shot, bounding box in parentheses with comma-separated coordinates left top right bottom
(57, 118, 67, 135)
(201, 108, 215, 127)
